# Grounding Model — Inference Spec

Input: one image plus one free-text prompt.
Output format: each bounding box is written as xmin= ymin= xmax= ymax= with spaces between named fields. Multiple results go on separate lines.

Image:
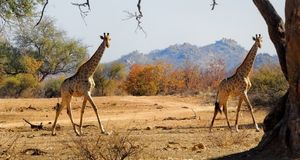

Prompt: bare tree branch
xmin=123 ymin=0 xmax=146 ymax=36
xmin=211 ymin=0 xmax=218 ymax=10
xmin=71 ymin=0 xmax=91 ymax=25
xmin=253 ymin=0 xmax=287 ymax=80
xmin=71 ymin=0 xmax=90 ymax=10
xmin=35 ymin=0 xmax=49 ymax=27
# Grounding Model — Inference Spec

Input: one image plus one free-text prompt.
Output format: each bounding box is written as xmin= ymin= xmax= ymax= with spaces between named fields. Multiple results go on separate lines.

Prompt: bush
xmin=93 ymin=63 xmax=126 ymax=96
xmin=0 ymin=74 xmax=38 ymax=97
xmin=42 ymin=76 xmax=65 ymax=98
xmin=249 ymin=64 xmax=288 ymax=105
xmin=125 ymin=64 xmax=163 ymax=96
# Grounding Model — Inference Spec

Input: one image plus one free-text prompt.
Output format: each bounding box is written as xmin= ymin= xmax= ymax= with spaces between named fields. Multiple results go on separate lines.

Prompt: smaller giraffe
xmin=51 ymin=33 xmax=111 ymax=136
xmin=210 ymin=34 xmax=262 ymax=132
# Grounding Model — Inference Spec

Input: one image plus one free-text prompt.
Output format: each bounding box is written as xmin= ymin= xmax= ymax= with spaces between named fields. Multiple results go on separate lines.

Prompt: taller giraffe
xmin=52 ymin=33 xmax=111 ymax=136
xmin=210 ymin=34 xmax=262 ymax=132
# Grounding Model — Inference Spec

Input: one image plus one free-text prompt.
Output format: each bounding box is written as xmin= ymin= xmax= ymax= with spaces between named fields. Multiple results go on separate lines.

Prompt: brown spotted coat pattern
xmin=210 ymin=34 xmax=262 ymax=132
xmin=52 ymin=33 xmax=111 ymax=136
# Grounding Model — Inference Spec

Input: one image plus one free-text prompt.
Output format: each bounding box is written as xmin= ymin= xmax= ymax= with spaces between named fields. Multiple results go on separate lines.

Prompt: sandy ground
xmin=0 ymin=95 xmax=267 ymax=159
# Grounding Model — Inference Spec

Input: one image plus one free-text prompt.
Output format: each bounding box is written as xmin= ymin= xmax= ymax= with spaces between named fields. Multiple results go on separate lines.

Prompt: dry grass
xmin=0 ymin=96 xmax=267 ymax=159
xmin=72 ymin=132 xmax=142 ymax=160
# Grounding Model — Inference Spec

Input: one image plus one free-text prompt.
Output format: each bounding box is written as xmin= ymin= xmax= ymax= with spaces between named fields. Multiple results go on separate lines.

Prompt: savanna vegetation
xmin=0 ymin=0 xmax=299 ymax=159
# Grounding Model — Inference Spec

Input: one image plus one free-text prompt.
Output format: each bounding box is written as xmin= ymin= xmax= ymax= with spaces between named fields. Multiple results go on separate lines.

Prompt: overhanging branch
xmin=211 ymin=0 xmax=218 ymax=10
xmin=253 ymin=0 xmax=287 ymax=80
xmin=123 ymin=0 xmax=146 ymax=36
xmin=35 ymin=0 xmax=49 ymax=27
xmin=71 ymin=0 xmax=91 ymax=25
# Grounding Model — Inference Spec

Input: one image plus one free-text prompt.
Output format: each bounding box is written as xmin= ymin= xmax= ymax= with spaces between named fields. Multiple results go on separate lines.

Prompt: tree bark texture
xmin=253 ymin=0 xmax=300 ymax=157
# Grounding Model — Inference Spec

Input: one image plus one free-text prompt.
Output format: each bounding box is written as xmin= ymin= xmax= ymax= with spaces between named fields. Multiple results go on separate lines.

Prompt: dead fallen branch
xmin=155 ymin=126 xmax=173 ymax=130
xmin=22 ymin=148 xmax=46 ymax=156
xmin=163 ymin=108 xmax=198 ymax=121
xmin=163 ymin=116 xmax=196 ymax=121
xmin=23 ymin=119 xmax=43 ymax=130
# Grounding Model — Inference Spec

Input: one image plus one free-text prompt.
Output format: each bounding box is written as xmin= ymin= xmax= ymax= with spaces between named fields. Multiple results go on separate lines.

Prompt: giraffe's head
xmin=252 ymin=34 xmax=263 ymax=48
xmin=100 ymin=33 xmax=111 ymax=48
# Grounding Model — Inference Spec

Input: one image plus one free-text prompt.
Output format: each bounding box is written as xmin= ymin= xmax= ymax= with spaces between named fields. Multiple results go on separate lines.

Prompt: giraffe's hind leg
xmin=209 ymin=107 xmax=219 ymax=132
xmin=66 ymin=96 xmax=80 ymax=136
xmin=52 ymin=100 xmax=66 ymax=136
xmin=223 ymin=103 xmax=232 ymax=131
xmin=235 ymin=97 xmax=243 ymax=132
xmin=242 ymin=92 xmax=260 ymax=132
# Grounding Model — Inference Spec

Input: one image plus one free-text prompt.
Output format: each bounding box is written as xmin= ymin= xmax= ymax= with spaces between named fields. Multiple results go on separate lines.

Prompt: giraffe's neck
xmin=77 ymin=41 xmax=106 ymax=77
xmin=236 ymin=43 xmax=258 ymax=77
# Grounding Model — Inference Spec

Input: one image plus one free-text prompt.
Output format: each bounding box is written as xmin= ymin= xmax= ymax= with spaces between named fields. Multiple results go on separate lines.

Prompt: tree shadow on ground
xmin=212 ymin=146 xmax=295 ymax=160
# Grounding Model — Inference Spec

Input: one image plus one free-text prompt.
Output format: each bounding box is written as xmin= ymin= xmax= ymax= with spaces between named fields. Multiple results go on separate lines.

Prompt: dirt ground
xmin=0 ymin=95 xmax=268 ymax=160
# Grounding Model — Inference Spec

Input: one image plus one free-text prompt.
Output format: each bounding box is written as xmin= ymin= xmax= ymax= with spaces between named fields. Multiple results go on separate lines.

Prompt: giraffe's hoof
xmin=74 ymin=129 xmax=80 ymax=136
xmin=51 ymin=132 xmax=57 ymax=136
xmin=235 ymin=126 xmax=239 ymax=132
xmin=101 ymin=131 xmax=111 ymax=135
xmin=255 ymin=128 xmax=260 ymax=132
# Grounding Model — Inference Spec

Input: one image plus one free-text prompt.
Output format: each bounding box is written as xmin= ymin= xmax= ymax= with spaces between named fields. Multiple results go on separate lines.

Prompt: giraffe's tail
xmin=215 ymin=101 xmax=222 ymax=114
xmin=215 ymin=91 xmax=222 ymax=114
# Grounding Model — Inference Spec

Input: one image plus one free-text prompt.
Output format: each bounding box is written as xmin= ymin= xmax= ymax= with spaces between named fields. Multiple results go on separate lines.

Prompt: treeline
xmin=36 ymin=61 xmax=226 ymax=97
xmin=0 ymin=16 xmax=287 ymax=100
xmin=0 ymin=17 xmax=87 ymax=97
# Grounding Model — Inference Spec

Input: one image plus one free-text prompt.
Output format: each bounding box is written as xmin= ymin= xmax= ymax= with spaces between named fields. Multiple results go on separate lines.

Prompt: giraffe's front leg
xmin=52 ymin=102 xmax=65 ymax=136
xmin=85 ymin=92 xmax=110 ymax=135
xmin=235 ymin=97 xmax=243 ymax=132
xmin=66 ymin=97 xmax=80 ymax=136
xmin=79 ymin=97 xmax=87 ymax=136
xmin=242 ymin=92 xmax=260 ymax=132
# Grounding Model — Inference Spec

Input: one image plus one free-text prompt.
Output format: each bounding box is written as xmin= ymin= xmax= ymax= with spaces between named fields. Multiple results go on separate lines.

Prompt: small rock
xmin=145 ymin=127 xmax=151 ymax=130
xmin=27 ymin=134 xmax=35 ymax=138
xmin=156 ymin=106 xmax=163 ymax=109
xmin=192 ymin=143 xmax=205 ymax=151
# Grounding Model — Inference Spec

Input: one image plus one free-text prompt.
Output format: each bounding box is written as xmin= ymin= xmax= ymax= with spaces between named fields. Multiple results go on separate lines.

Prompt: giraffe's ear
xmin=100 ymin=36 xmax=104 ymax=40
xmin=252 ymin=37 xmax=256 ymax=41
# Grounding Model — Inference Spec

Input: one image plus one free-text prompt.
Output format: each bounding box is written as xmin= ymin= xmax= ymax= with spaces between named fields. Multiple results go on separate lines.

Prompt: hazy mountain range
xmin=109 ymin=38 xmax=278 ymax=73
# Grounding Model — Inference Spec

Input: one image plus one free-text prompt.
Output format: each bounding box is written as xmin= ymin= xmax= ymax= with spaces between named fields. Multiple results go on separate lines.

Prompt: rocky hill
xmin=111 ymin=38 xmax=278 ymax=72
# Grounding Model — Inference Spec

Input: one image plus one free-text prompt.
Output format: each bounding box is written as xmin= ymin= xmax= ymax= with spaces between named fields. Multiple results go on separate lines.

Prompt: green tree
xmin=94 ymin=63 xmax=126 ymax=96
xmin=0 ymin=0 xmax=45 ymax=25
xmin=43 ymin=76 xmax=65 ymax=98
xmin=250 ymin=64 xmax=288 ymax=105
xmin=0 ymin=73 xmax=38 ymax=97
xmin=14 ymin=17 xmax=87 ymax=81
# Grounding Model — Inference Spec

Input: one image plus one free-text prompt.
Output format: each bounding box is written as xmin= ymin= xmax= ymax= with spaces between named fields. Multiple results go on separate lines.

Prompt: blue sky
xmin=46 ymin=0 xmax=285 ymax=63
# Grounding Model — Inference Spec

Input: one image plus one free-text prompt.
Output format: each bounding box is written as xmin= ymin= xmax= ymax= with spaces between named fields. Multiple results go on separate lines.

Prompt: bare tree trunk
xmin=284 ymin=0 xmax=300 ymax=153
xmin=252 ymin=0 xmax=300 ymax=157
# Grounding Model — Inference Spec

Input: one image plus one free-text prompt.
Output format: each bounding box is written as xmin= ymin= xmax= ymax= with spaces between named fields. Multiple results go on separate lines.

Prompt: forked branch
xmin=23 ymin=118 xmax=43 ymax=130
xmin=71 ymin=0 xmax=91 ymax=25
xmin=123 ymin=0 xmax=146 ymax=36
xmin=211 ymin=0 xmax=218 ymax=10
xmin=35 ymin=0 xmax=49 ymax=27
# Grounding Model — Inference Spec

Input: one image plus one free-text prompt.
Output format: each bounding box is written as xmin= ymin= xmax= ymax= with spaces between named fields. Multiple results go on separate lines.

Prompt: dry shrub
xmin=249 ymin=64 xmax=288 ymax=106
xmin=73 ymin=132 xmax=142 ymax=160
xmin=0 ymin=134 xmax=19 ymax=159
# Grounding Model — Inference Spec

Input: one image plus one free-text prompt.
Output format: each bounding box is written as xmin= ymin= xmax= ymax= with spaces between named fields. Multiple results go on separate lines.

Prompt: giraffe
xmin=209 ymin=34 xmax=262 ymax=132
xmin=51 ymin=33 xmax=111 ymax=136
